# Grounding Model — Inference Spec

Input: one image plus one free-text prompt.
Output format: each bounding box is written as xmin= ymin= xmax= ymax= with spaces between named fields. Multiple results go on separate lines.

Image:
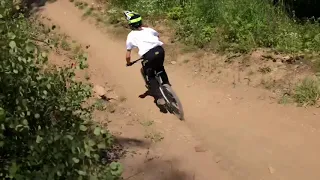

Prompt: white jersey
xmin=126 ymin=27 xmax=164 ymax=57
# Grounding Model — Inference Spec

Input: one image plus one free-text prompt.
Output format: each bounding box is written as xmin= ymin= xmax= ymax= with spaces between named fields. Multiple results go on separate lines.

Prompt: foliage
xmin=0 ymin=1 xmax=122 ymax=179
xmin=293 ymin=78 xmax=320 ymax=106
xmin=108 ymin=0 xmax=320 ymax=53
xmin=167 ymin=6 xmax=183 ymax=20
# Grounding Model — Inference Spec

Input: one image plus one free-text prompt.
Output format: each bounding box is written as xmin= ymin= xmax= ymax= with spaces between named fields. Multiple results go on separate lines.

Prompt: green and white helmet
xmin=123 ymin=10 xmax=142 ymax=28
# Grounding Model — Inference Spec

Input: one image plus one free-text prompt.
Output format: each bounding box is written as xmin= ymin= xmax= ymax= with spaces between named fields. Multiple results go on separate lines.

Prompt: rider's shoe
xmin=156 ymin=98 xmax=166 ymax=105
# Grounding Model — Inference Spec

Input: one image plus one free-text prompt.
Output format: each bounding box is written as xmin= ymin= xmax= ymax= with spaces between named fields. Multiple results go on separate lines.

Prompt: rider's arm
xmin=126 ymin=50 xmax=131 ymax=64
xmin=126 ymin=35 xmax=134 ymax=64
xmin=150 ymin=28 xmax=159 ymax=37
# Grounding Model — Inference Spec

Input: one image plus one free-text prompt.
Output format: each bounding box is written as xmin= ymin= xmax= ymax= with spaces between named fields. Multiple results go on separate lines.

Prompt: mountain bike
xmin=127 ymin=58 xmax=184 ymax=120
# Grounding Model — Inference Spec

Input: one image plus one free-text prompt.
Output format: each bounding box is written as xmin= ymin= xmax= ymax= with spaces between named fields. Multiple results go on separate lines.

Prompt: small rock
xmin=268 ymin=166 xmax=275 ymax=174
xmin=93 ymin=85 xmax=106 ymax=97
xmin=282 ymin=55 xmax=291 ymax=60
xmin=293 ymin=65 xmax=300 ymax=69
xmin=282 ymin=55 xmax=295 ymax=64
xmin=262 ymin=54 xmax=275 ymax=60
xmin=170 ymin=61 xmax=177 ymax=65
xmin=195 ymin=145 xmax=207 ymax=152
xmin=214 ymin=156 xmax=222 ymax=163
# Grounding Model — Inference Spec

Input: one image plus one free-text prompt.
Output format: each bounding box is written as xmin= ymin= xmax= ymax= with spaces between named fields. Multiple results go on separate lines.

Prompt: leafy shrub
xmin=167 ymin=6 xmax=184 ymax=20
xmin=107 ymin=8 xmax=126 ymax=25
xmin=108 ymin=0 xmax=182 ymax=16
xmin=108 ymin=0 xmax=320 ymax=53
xmin=293 ymin=78 xmax=320 ymax=106
xmin=0 ymin=2 xmax=122 ymax=179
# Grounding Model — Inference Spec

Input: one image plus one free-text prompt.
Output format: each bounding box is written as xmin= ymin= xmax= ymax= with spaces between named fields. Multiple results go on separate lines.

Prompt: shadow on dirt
xmin=115 ymin=136 xmax=151 ymax=149
xmin=24 ymin=0 xmax=50 ymax=7
xmin=123 ymin=158 xmax=195 ymax=180
xmin=16 ymin=0 xmax=56 ymax=17
xmin=110 ymin=136 xmax=194 ymax=180
xmin=100 ymin=136 xmax=151 ymax=165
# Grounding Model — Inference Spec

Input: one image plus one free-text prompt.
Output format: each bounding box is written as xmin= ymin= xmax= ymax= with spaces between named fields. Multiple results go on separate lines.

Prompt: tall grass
xmin=293 ymin=78 xmax=320 ymax=106
xmin=108 ymin=0 xmax=320 ymax=53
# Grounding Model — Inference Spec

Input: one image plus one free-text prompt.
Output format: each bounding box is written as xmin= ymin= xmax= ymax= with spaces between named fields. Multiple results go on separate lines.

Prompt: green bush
xmin=108 ymin=0 xmax=182 ymax=16
xmin=0 ymin=2 xmax=122 ymax=179
xmin=167 ymin=6 xmax=184 ymax=20
xmin=108 ymin=0 xmax=320 ymax=53
xmin=293 ymin=78 xmax=320 ymax=106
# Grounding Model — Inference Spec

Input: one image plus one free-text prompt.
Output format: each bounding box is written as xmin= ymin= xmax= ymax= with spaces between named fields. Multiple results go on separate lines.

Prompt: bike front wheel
xmin=159 ymin=84 xmax=184 ymax=120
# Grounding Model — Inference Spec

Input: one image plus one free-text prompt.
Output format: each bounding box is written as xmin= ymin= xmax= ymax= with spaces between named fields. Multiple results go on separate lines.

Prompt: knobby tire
xmin=160 ymin=84 xmax=184 ymax=120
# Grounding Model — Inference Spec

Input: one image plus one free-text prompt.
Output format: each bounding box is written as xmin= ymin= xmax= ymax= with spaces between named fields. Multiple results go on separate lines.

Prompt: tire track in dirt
xmin=40 ymin=1 xmax=320 ymax=180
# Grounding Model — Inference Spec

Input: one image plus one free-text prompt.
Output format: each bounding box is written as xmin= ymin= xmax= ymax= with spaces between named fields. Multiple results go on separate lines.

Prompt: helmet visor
xmin=129 ymin=17 xmax=142 ymax=24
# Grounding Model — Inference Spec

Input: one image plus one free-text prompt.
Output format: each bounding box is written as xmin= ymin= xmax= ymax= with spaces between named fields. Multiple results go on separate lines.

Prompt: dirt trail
xmin=41 ymin=1 xmax=320 ymax=180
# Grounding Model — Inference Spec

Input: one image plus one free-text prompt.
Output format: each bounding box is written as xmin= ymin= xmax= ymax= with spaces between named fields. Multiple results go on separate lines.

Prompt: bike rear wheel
xmin=159 ymin=84 xmax=184 ymax=120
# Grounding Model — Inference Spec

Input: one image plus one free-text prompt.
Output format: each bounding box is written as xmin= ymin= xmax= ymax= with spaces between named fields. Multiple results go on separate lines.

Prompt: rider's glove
xmin=126 ymin=62 xmax=133 ymax=66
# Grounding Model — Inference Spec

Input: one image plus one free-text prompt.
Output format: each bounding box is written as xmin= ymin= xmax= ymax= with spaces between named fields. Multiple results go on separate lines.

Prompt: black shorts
xmin=141 ymin=45 xmax=165 ymax=76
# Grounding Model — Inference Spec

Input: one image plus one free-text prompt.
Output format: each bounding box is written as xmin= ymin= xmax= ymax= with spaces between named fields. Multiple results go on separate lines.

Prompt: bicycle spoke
xmin=160 ymin=84 xmax=184 ymax=120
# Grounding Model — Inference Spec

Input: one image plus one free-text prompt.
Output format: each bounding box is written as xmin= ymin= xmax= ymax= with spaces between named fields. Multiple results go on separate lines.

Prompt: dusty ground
xmin=37 ymin=1 xmax=320 ymax=180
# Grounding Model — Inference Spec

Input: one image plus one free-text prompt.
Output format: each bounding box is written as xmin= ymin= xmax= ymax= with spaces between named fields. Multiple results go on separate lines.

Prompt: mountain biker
xmin=124 ymin=10 xmax=170 ymax=105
